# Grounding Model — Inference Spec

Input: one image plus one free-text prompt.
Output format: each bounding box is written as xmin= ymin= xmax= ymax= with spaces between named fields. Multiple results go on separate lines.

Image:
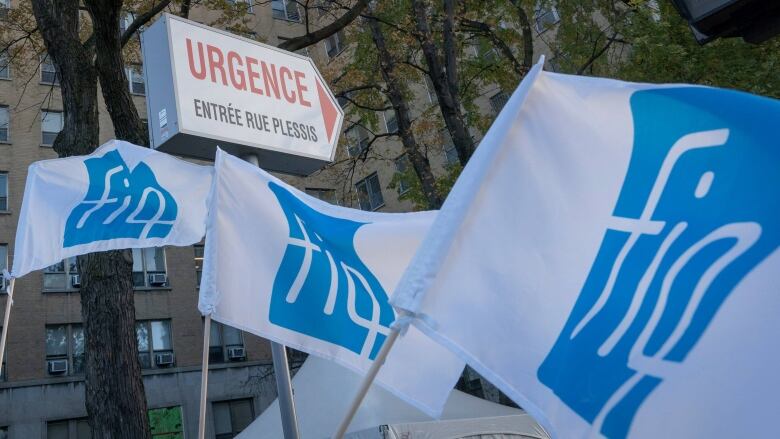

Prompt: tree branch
xmin=121 ymin=0 xmax=173 ymax=49
xmin=277 ymin=0 xmax=370 ymax=52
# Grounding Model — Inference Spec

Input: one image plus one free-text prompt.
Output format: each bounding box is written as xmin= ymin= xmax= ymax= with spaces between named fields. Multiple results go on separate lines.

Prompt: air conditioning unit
xmin=155 ymin=352 xmax=175 ymax=367
xmin=148 ymin=273 xmax=168 ymax=287
xmin=70 ymin=274 xmax=81 ymax=288
xmin=227 ymin=346 xmax=246 ymax=361
xmin=47 ymin=359 xmax=68 ymax=375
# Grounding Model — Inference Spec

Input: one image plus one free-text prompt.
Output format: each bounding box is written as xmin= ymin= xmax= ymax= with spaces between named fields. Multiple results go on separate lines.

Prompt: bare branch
xmin=277 ymin=0 xmax=370 ymax=52
xmin=121 ymin=0 xmax=173 ymax=48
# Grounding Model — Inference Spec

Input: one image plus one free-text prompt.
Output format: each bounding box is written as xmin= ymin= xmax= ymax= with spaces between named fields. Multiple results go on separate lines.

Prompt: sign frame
xmin=141 ymin=13 xmax=344 ymax=176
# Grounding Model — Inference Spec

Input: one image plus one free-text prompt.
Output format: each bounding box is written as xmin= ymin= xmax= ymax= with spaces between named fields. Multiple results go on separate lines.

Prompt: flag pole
xmin=0 ymin=277 xmax=15 ymax=378
xmin=241 ymin=152 xmax=301 ymax=439
xmin=198 ymin=313 xmax=211 ymax=439
xmin=333 ymin=327 xmax=401 ymax=439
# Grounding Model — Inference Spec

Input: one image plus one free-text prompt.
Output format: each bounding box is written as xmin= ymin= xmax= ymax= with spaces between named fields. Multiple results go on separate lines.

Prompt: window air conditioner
xmin=227 ymin=347 xmax=246 ymax=360
xmin=148 ymin=273 xmax=168 ymax=287
xmin=48 ymin=359 xmax=68 ymax=375
xmin=155 ymin=352 xmax=175 ymax=367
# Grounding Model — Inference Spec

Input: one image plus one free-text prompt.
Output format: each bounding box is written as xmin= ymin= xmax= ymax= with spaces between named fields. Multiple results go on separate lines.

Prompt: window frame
xmin=0 ymin=172 xmax=7 ymax=212
xmin=271 ymin=0 xmax=300 ymax=22
xmin=0 ymin=105 xmax=9 ymax=143
xmin=324 ymin=30 xmax=346 ymax=60
xmin=45 ymin=323 xmax=85 ymax=376
xmin=383 ymin=109 xmax=398 ymax=134
xmin=346 ymin=124 xmax=370 ymax=158
xmin=394 ymin=154 xmax=412 ymax=195
xmin=355 ymin=172 xmax=384 ymax=211
xmin=304 ymin=187 xmax=338 ymax=205
xmin=132 ymin=247 xmax=169 ymax=289
xmin=208 ymin=321 xmax=246 ymax=364
xmin=43 ymin=257 xmax=80 ymax=292
xmin=136 ymin=319 xmax=174 ymax=369
xmin=126 ymin=64 xmax=145 ymax=96
xmin=534 ymin=5 xmax=560 ymax=34
xmin=213 ymin=398 xmax=255 ymax=439
xmin=40 ymin=54 xmax=61 ymax=86
xmin=41 ymin=110 xmax=63 ymax=147
xmin=46 ymin=418 xmax=90 ymax=439
xmin=0 ymin=51 xmax=9 ymax=80
xmin=0 ymin=0 xmax=9 ymax=20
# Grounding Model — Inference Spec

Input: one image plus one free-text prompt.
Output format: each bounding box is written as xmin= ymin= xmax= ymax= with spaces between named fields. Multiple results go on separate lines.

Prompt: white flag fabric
xmin=198 ymin=149 xmax=464 ymax=416
xmin=392 ymin=61 xmax=780 ymax=438
xmin=12 ymin=140 xmax=213 ymax=278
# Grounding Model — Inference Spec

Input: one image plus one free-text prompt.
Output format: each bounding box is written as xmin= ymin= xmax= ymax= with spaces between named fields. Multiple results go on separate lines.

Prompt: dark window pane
xmin=76 ymin=419 xmax=91 ymax=439
xmin=229 ymin=399 xmax=254 ymax=433
xmin=46 ymin=325 xmax=68 ymax=356
xmin=47 ymin=421 xmax=69 ymax=439
xmin=213 ymin=402 xmax=232 ymax=436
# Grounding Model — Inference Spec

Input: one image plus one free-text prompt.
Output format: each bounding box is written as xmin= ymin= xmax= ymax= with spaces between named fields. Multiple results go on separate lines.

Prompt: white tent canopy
xmin=236 ymin=356 xmax=549 ymax=439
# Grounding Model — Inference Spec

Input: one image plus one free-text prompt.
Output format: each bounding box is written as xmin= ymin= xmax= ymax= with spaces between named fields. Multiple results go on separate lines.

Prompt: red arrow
xmin=316 ymin=79 xmax=339 ymax=143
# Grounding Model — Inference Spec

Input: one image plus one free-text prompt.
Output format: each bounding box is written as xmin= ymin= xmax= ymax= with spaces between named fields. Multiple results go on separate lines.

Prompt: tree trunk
xmin=367 ymin=17 xmax=442 ymax=210
xmin=86 ymin=0 xmax=148 ymax=146
xmin=31 ymin=2 xmax=151 ymax=438
xmin=411 ymin=0 xmax=474 ymax=166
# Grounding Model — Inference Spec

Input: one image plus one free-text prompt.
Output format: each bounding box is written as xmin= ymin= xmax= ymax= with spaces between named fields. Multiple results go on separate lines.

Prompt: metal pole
xmin=333 ymin=327 xmax=400 ymax=439
xmin=241 ymin=153 xmax=301 ymax=439
xmin=197 ymin=314 xmax=212 ymax=439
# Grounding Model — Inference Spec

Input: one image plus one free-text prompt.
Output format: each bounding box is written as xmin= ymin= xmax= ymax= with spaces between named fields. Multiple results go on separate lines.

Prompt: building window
xmin=149 ymin=406 xmax=184 ymax=439
xmin=443 ymin=133 xmax=459 ymax=165
xmin=209 ymin=322 xmax=245 ymax=364
xmin=0 ymin=244 xmax=7 ymax=293
xmin=126 ymin=65 xmax=145 ymax=95
xmin=40 ymin=54 xmax=60 ymax=85
xmin=0 ymin=172 xmax=6 ymax=211
xmin=0 ymin=51 xmax=9 ymax=79
xmin=136 ymin=319 xmax=173 ymax=369
xmin=383 ymin=109 xmax=398 ymax=134
xmin=305 ymin=188 xmax=337 ymax=205
xmin=47 ymin=418 xmax=90 ymax=439
xmin=41 ymin=110 xmax=63 ymax=146
xmin=355 ymin=173 xmax=384 ymax=211
xmin=346 ymin=124 xmax=369 ymax=157
xmin=132 ymin=248 xmax=168 ymax=288
xmin=194 ymin=244 xmax=204 ymax=287
xmin=0 ymin=106 xmax=9 ymax=142
xmin=45 ymin=324 xmax=85 ymax=376
xmin=423 ymin=75 xmax=436 ymax=103
xmin=119 ymin=11 xmax=136 ymax=35
xmin=0 ymin=0 xmax=9 ymax=19
xmin=324 ymin=30 xmax=346 ymax=59
xmin=272 ymin=0 xmax=300 ymax=21
xmin=490 ymin=91 xmax=509 ymax=113
xmin=394 ymin=154 xmax=412 ymax=195
xmin=213 ymin=398 xmax=255 ymax=439
xmin=534 ymin=5 xmax=560 ymax=33
xmin=43 ymin=257 xmax=80 ymax=291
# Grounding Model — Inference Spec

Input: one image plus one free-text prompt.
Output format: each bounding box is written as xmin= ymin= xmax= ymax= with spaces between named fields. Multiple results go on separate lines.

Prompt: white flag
xmin=392 ymin=61 xmax=780 ymax=438
xmin=12 ymin=140 xmax=213 ymax=278
xmin=198 ymin=149 xmax=464 ymax=417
